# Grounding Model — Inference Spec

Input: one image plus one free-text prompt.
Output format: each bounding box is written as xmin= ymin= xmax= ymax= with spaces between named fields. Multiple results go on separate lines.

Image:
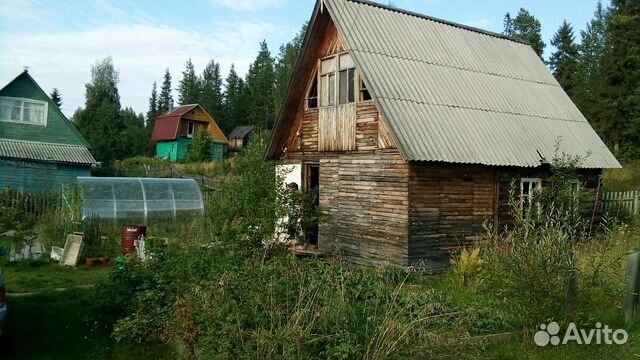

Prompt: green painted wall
xmin=0 ymin=72 xmax=88 ymax=146
xmin=157 ymin=139 xmax=226 ymax=162
xmin=0 ymin=159 xmax=91 ymax=192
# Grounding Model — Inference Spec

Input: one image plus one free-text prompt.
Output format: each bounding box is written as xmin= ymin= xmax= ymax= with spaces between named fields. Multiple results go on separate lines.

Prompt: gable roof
xmin=0 ymin=70 xmax=91 ymax=148
xmin=268 ymin=0 xmax=620 ymax=169
xmin=151 ymin=104 xmax=228 ymax=143
xmin=228 ymin=126 xmax=254 ymax=139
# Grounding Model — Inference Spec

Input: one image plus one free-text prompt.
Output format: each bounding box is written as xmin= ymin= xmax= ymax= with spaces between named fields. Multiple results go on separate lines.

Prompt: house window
xmin=307 ymin=77 xmax=318 ymax=109
xmin=569 ymin=179 xmax=581 ymax=193
xmin=187 ymin=121 xmax=195 ymax=138
xmin=521 ymin=178 xmax=542 ymax=208
xmin=320 ymin=53 xmax=357 ymax=107
xmin=360 ymin=79 xmax=372 ymax=101
xmin=0 ymin=97 xmax=47 ymax=125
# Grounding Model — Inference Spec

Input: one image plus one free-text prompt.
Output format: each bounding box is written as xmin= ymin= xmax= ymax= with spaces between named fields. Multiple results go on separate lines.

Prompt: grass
xmin=603 ymin=161 xmax=640 ymax=191
xmin=0 ymin=289 xmax=172 ymax=360
xmin=1 ymin=262 xmax=112 ymax=294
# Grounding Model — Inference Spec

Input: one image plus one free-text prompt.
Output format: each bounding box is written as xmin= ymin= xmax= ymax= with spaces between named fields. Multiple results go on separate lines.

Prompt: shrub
xmin=186 ymin=127 xmax=212 ymax=163
xmin=450 ymin=246 xmax=483 ymax=286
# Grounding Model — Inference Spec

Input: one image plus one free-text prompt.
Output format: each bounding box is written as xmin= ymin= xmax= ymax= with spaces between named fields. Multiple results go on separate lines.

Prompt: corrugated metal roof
xmin=157 ymin=104 xmax=198 ymax=119
xmin=151 ymin=116 xmax=181 ymax=141
xmin=228 ymin=126 xmax=254 ymax=139
xmin=324 ymin=0 xmax=620 ymax=168
xmin=0 ymin=139 xmax=96 ymax=165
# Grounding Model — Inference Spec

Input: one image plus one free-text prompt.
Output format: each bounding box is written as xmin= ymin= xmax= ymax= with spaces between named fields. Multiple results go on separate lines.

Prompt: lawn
xmin=0 ymin=262 xmax=170 ymax=359
xmin=2 ymin=262 xmax=112 ymax=294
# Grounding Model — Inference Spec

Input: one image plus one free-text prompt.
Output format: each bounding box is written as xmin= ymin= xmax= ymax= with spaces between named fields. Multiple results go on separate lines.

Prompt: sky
xmin=0 ymin=0 xmax=602 ymax=118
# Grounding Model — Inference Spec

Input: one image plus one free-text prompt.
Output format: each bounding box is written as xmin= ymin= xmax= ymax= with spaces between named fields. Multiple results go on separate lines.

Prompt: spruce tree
xmin=245 ymin=40 xmax=276 ymax=130
xmin=178 ymin=59 xmax=201 ymax=105
xmin=200 ymin=60 xmax=224 ymax=128
xmin=158 ymin=68 xmax=173 ymax=113
xmin=503 ymin=8 xmax=545 ymax=58
xmin=574 ymin=1 xmax=609 ymax=124
xmin=274 ymin=23 xmax=307 ymax=116
xmin=594 ymin=0 xmax=640 ymax=156
xmin=549 ymin=21 xmax=579 ymax=97
xmin=146 ymin=81 xmax=159 ymax=128
xmin=223 ymin=64 xmax=248 ymax=133
xmin=50 ymin=88 xmax=62 ymax=109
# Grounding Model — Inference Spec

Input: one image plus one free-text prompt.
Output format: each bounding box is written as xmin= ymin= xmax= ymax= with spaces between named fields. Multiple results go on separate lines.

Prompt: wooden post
xmin=624 ymin=251 xmax=640 ymax=324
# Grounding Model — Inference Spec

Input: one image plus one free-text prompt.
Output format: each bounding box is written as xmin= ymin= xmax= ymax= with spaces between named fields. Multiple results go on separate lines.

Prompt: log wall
xmin=318 ymin=151 xmax=409 ymax=265
xmin=408 ymin=164 xmax=496 ymax=269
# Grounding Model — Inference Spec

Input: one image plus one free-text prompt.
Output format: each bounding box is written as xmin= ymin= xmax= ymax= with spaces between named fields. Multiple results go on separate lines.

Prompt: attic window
xmin=0 ymin=97 xmax=47 ymax=125
xmin=187 ymin=121 xmax=195 ymax=138
xmin=320 ymin=53 xmax=356 ymax=107
xmin=307 ymin=77 xmax=318 ymax=109
xmin=360 ymin=79 xmax=372 ymax=101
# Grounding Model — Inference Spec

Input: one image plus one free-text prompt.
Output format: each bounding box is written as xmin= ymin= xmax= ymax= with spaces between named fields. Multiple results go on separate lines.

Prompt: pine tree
xmin=200 ymin=60 xmax=224 ymax=128
xmin=146 ymin=81 xmax=159 ymax=128
xmin=50 ymin=88 xmax=62 ymax=109
xmin=574 ymin=1 xmax=609 ymax=123
xmin=178 ymin=59 xmax=201 ymax=105
xmin=223 ymin=64 xmax=247 ymax=133
xmin=245 ymin=40 xmax=276 ymax=130
xmin=549 ymin=21 xmax=579 ymax=97
xmin=594 ymin=0 xmax=640 ymax=156
xmin=503 ymin=8 xmax=545 ymax=58
xmin=158 ymin=68 xmax=173 ymax=113
xmin=274 ymin=23 xmax=307 ymax=116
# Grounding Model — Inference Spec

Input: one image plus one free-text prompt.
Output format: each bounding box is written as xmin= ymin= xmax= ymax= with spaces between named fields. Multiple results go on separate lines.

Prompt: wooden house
xmin=228 ymin=126 xmax=254 ymax=153
xmin=151 ymin=104 xmax=228 ymax=162
xmin=266 ymin=0 xmax=620 ymax=269
xmin=0 ymin=70 xmax=96 ymax=192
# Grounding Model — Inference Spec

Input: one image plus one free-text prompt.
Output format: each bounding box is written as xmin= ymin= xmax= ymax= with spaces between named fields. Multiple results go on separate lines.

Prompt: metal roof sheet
xmin=0 ymin=139 xmax=96 ymax=165
xmin=228 ymin=126 xmax=254 ymax=139
xmin=324 ymin=0 xmax=620 ymax=168
xmin=151 ymin=116 xmax=181 ymax=141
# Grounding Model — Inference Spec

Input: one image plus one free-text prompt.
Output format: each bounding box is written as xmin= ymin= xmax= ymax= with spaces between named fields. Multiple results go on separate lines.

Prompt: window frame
xmin=187 ymin=121 xmax=195 ymax=138
xmin=305 ymin=68 xmax=319 ymax=110
xmin=318 ymin=52 xmax=361 ymax=108
xmin=520 ymin=177 xmax=542 ymax=208
xmin=0 ymin=96 xmax=48 ymax=126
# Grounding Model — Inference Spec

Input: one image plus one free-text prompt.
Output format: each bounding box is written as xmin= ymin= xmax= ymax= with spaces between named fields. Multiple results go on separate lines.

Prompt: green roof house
xmin=0 ymin=70 xmax=96 ymax=192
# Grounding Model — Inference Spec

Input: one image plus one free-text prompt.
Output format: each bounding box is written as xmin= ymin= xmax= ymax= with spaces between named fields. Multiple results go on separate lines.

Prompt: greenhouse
xmin=77 ymin=177 xmax=204 ymax=221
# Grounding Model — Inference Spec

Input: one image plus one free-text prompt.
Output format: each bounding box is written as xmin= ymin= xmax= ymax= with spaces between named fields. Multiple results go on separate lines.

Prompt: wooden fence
xmin=603 ymin=190 xmax=640 ymax=217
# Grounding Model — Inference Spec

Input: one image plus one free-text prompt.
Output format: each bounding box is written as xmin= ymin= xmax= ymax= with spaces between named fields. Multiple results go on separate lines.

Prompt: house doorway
xmin=305 ymin=164 xmax=320 ymax=246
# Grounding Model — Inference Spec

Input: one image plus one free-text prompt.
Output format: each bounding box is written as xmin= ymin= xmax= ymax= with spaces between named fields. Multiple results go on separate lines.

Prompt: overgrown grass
xmin=603 ymin=161 xmax=640 ymax=191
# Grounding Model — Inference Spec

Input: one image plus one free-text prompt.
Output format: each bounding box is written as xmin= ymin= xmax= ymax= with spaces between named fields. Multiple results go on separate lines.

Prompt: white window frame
xmin=520 ymin=177 xmax=542 ymax=208
xmin=569 ymin=179 xmax=581 ymax=193
xmin=187 ymin=121 xmax=195 ymax=138
xmin=0 ymin=96 xmax=48 ymax=126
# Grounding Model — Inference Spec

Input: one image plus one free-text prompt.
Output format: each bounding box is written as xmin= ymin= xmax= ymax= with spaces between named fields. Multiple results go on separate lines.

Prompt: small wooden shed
xmin=266 ymin=0 xmax=620 ymax=269
xmin=227 ymin=126 xmax=254 ymax=153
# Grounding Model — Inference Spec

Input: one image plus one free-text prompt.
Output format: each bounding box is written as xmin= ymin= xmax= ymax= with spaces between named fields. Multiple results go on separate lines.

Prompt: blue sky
xmin=0 ymin=0 xmax=601 ymax=117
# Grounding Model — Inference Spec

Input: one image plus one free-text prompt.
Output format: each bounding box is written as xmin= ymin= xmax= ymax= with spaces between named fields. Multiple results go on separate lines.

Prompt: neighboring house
xmin=228 ymin=126 xmax=254 ymax=153
xmin=266 ymin=0 xmax=620 ymax=269
xmin=0 ymin=70 xmax=96 ymax=192
xmin=151 ymin=104 xmax=228 ymax=162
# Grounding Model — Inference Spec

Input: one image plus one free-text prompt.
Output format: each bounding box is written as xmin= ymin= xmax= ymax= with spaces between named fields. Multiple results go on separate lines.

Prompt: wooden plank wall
xmin=408 ymin=164 xmax=495 ymax=269
xmin=318 ymin=104 xmax=357 ymax=151
xmin=356 ymin=102 xmax=378 ymax=151
xmin=318 ymin=151 xmax=409 ymax=265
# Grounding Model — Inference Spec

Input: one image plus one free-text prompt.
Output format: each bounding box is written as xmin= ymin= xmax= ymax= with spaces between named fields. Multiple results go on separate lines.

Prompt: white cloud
xmin=214 ymin=0 xmax=284 ymax=12
xmin=0 ymin=21 xmax=287 ymax=117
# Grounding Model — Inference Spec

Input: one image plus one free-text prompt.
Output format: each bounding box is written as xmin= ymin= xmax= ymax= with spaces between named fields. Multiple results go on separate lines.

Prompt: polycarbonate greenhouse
xmin=77 ymin=177 xmax=204 ymax=221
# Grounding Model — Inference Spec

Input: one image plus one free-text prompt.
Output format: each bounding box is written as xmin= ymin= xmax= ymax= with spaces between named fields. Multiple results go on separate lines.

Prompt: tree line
xmin=70 ymin=0 xmax=639 ymax=164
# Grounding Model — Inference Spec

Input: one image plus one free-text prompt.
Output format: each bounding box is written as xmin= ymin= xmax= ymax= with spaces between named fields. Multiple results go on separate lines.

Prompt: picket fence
xmin=602 ymin=190 xmax=640 ymax=217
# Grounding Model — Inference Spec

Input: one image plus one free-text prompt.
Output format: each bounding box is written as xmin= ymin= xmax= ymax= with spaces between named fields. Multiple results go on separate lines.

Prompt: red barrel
xmin=120 ymin=225 xmax=147 ymax=254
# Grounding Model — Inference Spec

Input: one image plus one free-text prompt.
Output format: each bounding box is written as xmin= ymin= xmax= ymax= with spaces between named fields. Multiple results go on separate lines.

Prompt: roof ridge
xmin=351 ymin=49 xmax=558 ymax=87
xmin=346 ymin=0 xmax=529 ymax=45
